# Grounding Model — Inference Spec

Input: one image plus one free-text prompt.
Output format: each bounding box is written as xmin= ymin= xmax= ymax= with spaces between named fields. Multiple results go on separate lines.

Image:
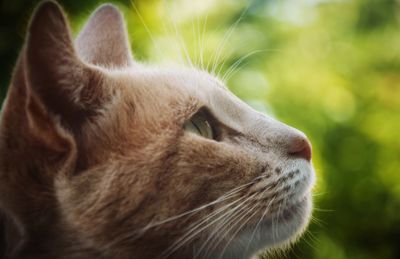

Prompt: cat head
xmin=0 ymin=1 xmax=315 ymax=258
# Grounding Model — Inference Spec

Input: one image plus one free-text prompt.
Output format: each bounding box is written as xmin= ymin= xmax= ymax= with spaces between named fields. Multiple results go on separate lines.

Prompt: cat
xmin=0 ymin=1 xmax=315 ymax=259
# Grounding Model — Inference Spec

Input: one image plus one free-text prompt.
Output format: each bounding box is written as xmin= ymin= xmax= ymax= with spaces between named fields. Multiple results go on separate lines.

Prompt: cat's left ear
xmin=23 ymin=1 xmax=105 ymax=151
xmin=75 ymin=4 xmax=133 ymax=68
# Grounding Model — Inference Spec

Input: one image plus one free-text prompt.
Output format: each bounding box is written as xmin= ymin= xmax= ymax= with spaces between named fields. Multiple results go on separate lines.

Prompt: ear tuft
xmin=76 ymin=4 xmax=133 ymax=68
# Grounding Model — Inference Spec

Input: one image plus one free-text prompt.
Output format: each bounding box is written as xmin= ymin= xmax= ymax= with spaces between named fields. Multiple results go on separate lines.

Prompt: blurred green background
xmin=1 ymin=0 xmax=399 ymax=258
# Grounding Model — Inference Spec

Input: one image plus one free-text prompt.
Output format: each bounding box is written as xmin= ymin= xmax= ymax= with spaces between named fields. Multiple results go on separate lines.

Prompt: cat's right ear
xmin=75 ymin=4 xmax=133 ymax=67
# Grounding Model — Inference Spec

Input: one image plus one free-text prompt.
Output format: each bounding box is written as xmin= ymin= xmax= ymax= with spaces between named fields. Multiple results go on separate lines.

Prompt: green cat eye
xmin=183 ymin=113 xmax=214 ymax=139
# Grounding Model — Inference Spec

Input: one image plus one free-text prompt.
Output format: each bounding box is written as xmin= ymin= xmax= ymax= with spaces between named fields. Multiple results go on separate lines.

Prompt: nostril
xmin=288 ymin=137 xmax=312 ymax=161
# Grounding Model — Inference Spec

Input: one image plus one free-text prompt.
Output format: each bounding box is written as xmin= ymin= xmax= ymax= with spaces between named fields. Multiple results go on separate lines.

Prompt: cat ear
xmin=75 ymin=4 xmax=133 ymax=67
xmin=24 ymin=1 xmax=103 ymax=133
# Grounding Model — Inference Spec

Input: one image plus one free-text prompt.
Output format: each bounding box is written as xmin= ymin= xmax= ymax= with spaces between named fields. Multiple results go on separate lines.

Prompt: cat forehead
xmin=107 ymin=66 xmax=279 ymax=137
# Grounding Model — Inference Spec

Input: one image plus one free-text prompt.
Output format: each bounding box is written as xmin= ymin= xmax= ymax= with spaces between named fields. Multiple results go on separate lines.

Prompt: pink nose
xmin=287 ymin=135 xmax=312 ymax=161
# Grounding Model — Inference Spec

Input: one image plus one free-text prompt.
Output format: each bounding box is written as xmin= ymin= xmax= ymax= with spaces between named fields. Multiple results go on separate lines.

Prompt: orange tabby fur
xmin=0 ymin=2 xmax=315 ymax=259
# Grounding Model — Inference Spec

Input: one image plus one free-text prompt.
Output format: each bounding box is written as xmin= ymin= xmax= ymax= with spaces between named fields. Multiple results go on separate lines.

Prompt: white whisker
xmin=160 ymin=195 xmax=250 ymax=258
xmin=216 ymin=200 xmax=261 ymax=259
xmin=191 ymin=18 xmax=199 ymax=67
xmin=199 ymin=14 xmax=208 ymax=70
xmin=208 ymin=1 xmax=253 ymax=75
xmin=221 ymin=49 xmax=279 ymax=82
xmin=162 ymin=0 xmax=193 ymax=67
xmin=193 ymin=192 xmax=259 ymax=258
xmin=106 ymin=180 xmax=256 ymax=250
xmin=130 ymin=1 xmax=163 ymax=60
xmin=161 ymin=191 xmax=259 ymax=259
xmin=139 ymin=184 xmax=247 ymax=232
xmin=244 ymin=194 xmax=276 ymax=253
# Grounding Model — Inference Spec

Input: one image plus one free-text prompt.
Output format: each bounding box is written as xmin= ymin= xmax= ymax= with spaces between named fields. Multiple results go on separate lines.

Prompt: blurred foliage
xmin=1 ymin=0 xmax=400 ymax=258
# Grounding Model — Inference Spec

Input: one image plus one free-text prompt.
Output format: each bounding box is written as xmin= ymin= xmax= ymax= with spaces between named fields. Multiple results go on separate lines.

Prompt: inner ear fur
xmin=75 ymin=4 xmax=133 ymax=68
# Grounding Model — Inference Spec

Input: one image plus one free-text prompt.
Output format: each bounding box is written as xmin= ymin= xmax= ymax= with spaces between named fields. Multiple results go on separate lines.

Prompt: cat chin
xmin=209 ymin=195 xmax=313 ymax=259
xmin=283 ymin=158 xmax=316 ymax=196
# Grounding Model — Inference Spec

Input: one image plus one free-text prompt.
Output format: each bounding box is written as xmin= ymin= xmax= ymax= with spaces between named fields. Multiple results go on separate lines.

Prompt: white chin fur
xmin=216 ymin=196 xmax=313 ymax=259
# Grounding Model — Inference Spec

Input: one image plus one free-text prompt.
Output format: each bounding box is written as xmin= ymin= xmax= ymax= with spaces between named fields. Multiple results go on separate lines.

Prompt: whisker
xmin=208 ymin=1 xmax=253 ymax=75
xmin=191 ymin=18 xmax=199 ymax=67
xmin=157 ymin=174 xmax=264 ymax=230
xmin=159 ymin=195 xmax=248 ymax=259
xmin=130 ymin=174 xmax=263 ymax=244
xmin=244 ymin=194 xmax=276 ymax=253
xmin=312 ymin=207 xmax=334 ymax=212
xmin=300 ymin=230 xmax=319 ymax=251
xmin=216 ymin=201 xmax=261 ymax=259
xmin=195 ymin=205 xmax=247 ymax=258
xmin=304 ymin=229 xmax=321 ymax=249
xmin=139 ymin=184 xmax=248 ymax=232
xmin=215 ymin=45 xmax=239 ymax=79
xmin=130 ymin=0 xmax=164 ymax=60
xmin=199 ymin=14 xmax=208 ymax=70
xmin=106 ymin=182 xmax=252 ymax=250
xmin=221 ymin=49 xmax=280 ymax=82
xmin=193 ymin=192 xmax=259 ymax=258
xmin=310 ymin=215 xmax=325 ymax=227
xmin=161 ymin=191 xmax=259 ymax=259
xmin=162 ymin=0 xmax=193 ymax=67
xmin=312 ymin=191 xmax=327 ymax=197
xmin=201 ymin=197 xmax=257 ymax=259
xmin=160 ymin=22 xmax=185 ymax=64
xmin=273 ymin=195 xmax=286 ymax=242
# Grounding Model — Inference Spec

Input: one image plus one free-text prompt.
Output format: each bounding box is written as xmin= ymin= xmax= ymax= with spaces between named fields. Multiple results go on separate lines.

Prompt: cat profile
xmin=0 ymin=1 xmax=315 ymax=259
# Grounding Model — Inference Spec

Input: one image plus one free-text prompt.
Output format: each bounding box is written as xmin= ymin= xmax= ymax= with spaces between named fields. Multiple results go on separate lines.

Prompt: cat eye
xmin=183 ymin=112 xmax=214 ymax=139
